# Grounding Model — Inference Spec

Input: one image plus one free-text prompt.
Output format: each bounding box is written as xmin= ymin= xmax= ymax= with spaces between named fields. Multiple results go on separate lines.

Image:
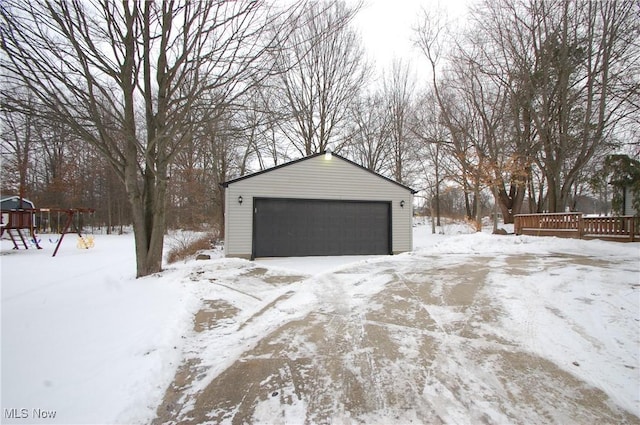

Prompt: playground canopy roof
xmin=1 ymin=196 xmax=35 ymax=211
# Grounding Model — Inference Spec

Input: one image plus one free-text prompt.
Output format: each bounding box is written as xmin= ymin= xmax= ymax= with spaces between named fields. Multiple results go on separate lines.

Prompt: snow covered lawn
xmin=1 ymin=233 xmax=200 ymax=423
xmin=1 ymin=225 xmax=639 ymax=424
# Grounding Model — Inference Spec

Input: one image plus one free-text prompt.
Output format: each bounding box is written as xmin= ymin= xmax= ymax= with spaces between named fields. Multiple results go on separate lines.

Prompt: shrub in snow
xmin=166 ymin=231 xmax=219 ymax=264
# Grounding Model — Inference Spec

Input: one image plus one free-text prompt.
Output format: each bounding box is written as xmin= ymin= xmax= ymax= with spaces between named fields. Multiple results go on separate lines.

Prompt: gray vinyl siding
xmin=624 ymin=186 xmax=638 ymax=216
xmin=224 ymin=155 xmax=413 ymax=257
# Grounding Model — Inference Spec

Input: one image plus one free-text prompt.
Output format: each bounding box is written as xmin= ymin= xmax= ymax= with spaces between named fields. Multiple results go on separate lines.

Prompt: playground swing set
xmin=0 ymin=206 xmax=96 ymax=257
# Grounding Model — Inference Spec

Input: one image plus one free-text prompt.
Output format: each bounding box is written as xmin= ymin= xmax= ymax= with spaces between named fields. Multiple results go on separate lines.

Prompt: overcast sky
xmin=351 ymin=0 xmax=470 ymax=85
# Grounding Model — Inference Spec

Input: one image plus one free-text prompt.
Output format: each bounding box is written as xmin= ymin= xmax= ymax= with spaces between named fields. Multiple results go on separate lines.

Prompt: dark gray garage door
xmin=253 ymin=198 xmax=391 ymax=258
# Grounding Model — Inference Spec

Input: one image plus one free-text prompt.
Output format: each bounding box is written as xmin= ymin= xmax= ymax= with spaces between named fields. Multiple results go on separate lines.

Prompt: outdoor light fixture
xmin=400 ymin=200 xmax=405 ymax=208
xmin=324 ymin=149 xmax=332 ymax=160
xmin=238 ymin=195 xmax=243 ymax=205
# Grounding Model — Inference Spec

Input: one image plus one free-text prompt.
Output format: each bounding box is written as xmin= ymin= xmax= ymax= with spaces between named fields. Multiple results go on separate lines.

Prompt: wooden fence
xmin=514 ymin=213 xmax=639 ymax=242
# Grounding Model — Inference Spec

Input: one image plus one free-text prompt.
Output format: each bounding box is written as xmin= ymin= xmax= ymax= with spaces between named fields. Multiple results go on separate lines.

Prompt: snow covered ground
xmin=1 ymin=223 xmax=639 ymax=424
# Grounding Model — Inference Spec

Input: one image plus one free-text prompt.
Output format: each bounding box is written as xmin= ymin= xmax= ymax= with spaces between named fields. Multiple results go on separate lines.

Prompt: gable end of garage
xmin=222 ymin=153 xmax=414 ymax=258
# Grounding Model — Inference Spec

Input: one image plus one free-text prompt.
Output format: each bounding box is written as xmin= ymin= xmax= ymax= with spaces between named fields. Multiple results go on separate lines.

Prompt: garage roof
xmin=221 ymin=151 xmax=418 ymax=194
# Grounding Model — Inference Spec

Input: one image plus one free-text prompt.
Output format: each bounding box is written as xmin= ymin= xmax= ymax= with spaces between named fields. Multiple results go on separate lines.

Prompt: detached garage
xmin=222 ymin=152 xmax=416 ymax=259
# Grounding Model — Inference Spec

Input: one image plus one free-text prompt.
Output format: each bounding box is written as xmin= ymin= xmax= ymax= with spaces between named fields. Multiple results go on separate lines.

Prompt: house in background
xmin=606 ymin=154 xmax=640 ymax=216
xmin=622 ymin=184 xmax=639 ymax=216
xmin=222 ymin=152 xmax=416 ymax=259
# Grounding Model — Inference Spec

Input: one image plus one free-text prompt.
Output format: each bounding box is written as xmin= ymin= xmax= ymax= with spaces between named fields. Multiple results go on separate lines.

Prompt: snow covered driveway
xmin=153 ymin=231 xmax=640 ymax=424
xmin=2 ymin=227 xmax=639 ymax=424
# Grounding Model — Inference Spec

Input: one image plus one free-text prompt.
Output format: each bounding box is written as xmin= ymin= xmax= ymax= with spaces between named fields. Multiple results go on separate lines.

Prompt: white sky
xmin=351 ymin=0 xmax=470 ymax=84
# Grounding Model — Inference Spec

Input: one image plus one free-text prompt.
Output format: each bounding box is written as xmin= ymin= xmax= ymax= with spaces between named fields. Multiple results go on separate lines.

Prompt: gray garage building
xmin=222 ymin=152 xmax=416 ymax=259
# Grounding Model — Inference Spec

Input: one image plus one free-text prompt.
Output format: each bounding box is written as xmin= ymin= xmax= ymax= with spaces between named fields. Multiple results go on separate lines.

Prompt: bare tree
xmin=415 ymin=7 xmax=483 ymax=224
xmin=273 ymin=0 xmax=369 ymax=156
xmin=416 ymin=0 xmax=639 ymax=221
xmin=410 ymin=90 xmax=450 ymax=228
xmin=470 ymin=0 xmax=639 ymax=212
xmin=1 ymin=93 xmax=33 ymax=202
xmin=1 ymin=0 xmax=301 ymax=277
xmin=451 ymin=47 xmax=530 ymax=224
xmin=345 ymin=91 xmax=391 ymax=173
xmin=200 ymin=105 xmax=247 ymax=236
xmin=384 ymin=59 xmax=418 ymax=185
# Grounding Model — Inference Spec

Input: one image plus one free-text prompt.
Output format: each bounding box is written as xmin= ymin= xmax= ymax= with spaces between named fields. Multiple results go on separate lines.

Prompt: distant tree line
xmin=1 ymin=0 xmax=638 ymax=276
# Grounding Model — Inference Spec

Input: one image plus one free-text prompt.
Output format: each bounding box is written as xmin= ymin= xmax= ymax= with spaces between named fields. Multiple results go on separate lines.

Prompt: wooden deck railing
xmin=514 ymin=213 xmax=638 ymax=242
xmin=582 ymin=216 xmax=638 ymax=241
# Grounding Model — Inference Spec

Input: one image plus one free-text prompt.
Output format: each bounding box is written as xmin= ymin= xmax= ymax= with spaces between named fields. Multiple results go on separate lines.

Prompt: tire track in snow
xmin=153 ymin=252 xmax=640 ymax=424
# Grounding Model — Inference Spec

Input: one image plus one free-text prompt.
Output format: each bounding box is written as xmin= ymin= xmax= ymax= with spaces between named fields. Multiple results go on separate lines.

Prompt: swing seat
xmin=77 ymin=235 xmax=95 ymax=249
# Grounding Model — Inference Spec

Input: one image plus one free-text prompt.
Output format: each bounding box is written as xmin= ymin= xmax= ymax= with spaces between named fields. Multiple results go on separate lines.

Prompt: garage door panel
xmin=253 ymin=198 xmax=390 ymax=257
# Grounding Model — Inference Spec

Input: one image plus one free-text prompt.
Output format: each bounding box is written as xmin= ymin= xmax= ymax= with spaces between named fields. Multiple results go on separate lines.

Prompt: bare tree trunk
xmin=2 ymin=0 xmax=302 ymax=277
xmin=385 ymin=59 xmax=416 ymax=185
xmin=1 ymin=98 xmax=33 ymax=202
